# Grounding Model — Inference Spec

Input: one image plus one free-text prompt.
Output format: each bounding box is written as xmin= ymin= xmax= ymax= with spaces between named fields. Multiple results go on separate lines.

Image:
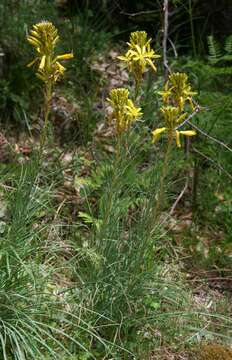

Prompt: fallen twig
xmin=169 ymin=177 xmax=189 ymax=215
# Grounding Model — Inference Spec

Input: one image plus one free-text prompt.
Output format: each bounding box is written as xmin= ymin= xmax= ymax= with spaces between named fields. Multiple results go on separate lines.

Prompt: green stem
xmin=134 ymin=76 xmax=142 ymax=102
xmin=192 ymin=157 xmax=199 ymax=216
xmin=153 ymin=132 xmax=173 ymax=221
xmin=40 ymin=80 xmax=52 ymax=156
xmin=101 ymin=135 xmax=122 ymax=231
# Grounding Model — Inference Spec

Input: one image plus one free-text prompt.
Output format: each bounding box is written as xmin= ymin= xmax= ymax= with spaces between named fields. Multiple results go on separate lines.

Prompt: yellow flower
xmin=152 ymin=127 xmax=167 ymax=143
xmin=27 ymin=21 xmax=59 ymax=54
xmin=152 ymin=106 xmax=196 ymax=147
xmin=160 ymin=106 xmax=181 ymax=128
xmin=159 ymin=72 xmax=197 ymax=111
xmin=118 ymin=31 xmax=160 ymax=84
xmin=169 ymin=72 xmax=197 ymax=110
xmin=175 ymin=130 xmax=196 ymax=147
xmin=27 ymin=21 xmax=73 ymax=83
xmin=107 ymin=88 xmax=142 ymax=134
xmin=126 ymin=99 xmax=143 ymax=120
xmin=157 ymin=82 xmax=172 ymax=104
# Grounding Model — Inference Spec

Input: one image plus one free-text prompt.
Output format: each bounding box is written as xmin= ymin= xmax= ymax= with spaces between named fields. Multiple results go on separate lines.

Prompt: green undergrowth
xmin=1 ymin=59 xmax=232 ymax=360
xmin=172 ymin=56 xmax=232 ymax=270
xmin=1 ymin=121 xmax=231 ymax=358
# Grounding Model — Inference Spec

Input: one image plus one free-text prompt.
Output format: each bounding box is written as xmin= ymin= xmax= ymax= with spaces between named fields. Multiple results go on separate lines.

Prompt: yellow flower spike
xmin=107 ymin=88 xmax=129 ymax=109
xmin=27 ymin=21 xmax=73 ymax=84
xmin=118 ymin=31 xmax=160 ymax=84
xmin=152 ymin=127 xmax=167 ymax=143
xmin=160 ymin=106 xmax=180 ymax=129
xmin=168 ymin=72 xmax=197 ymax=110
xmin=129 ymin=31 xmax=148 ymax=48
xmin=107 ymin=88 xmax=142 ymax=134
xmin=27 ymin=21 xmax=73 ymax=153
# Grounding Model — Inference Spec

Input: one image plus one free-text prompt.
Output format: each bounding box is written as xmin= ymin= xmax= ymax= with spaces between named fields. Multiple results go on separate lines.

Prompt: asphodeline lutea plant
xmin=107 ymin=88 xmax=142 ymax=135
xmin=118 ymin=31 xmax=160 ymax=93
xmin=152 ymin=72 xmax=197 ymax=148
xmin=27 ymin=21 xmax=73 ymax=152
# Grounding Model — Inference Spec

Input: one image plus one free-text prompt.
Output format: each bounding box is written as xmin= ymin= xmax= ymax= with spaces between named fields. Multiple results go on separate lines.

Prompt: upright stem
xmin=192 ymin=157 xmax=199 ymax=215
xmin=134 ymin=77 xmax=141 ymax=102
xmin=40 ymin=80 xmax=52 ymax=156
xmin=153 ymin=132 xmax=173 ymax=221
xmin=101 ymin=134 xmax=122 ymax=231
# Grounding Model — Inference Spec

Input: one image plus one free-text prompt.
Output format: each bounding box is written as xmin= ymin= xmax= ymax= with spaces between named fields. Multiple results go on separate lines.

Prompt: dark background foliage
xmin=1 ymin=0 xmax=231 ymax=120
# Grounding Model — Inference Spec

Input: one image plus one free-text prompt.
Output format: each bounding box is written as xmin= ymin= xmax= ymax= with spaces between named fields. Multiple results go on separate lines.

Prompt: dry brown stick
xmin=120 ymin=9 xmax=157 ymax=17
xmin=163 ymin=0 xmax=170 ymax=80
xmin=169 ymin=177 xmax=189 ymax=215
xmin=168 ymin=37 xmax=178 ymax=58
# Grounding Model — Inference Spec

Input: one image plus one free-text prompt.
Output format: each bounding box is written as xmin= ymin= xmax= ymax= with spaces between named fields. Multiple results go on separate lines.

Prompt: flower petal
xmin=152 ymin=127 xmax=167 ymax=143
xmin=175 ymin=130 xmax=181 ymax=147
xmin=56 ymin=53 xmax=74 ymax=61
xmin=179 ymin=130 xmax=196 ymax=137
xmin=27 ymin=36 xmax=41 ymax=47
xmin=39 ymin=55 xmax=46 ymax=70
xmin=27 ymin=57 xmax=39 ymax=67
xmin=146 ymin=58 xmax=157 ymax=72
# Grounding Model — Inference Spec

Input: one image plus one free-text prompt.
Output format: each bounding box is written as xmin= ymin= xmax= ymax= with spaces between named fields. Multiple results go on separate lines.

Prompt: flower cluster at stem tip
xmin=27 ymin=21 xmax=73 ymax=83
xmin=152 ymin=72 xmax=197 ymax=147
xmin=107 ymin=31 xmax=159 ymax=136
xmin=107 ymin=88 xmax=142 ymax=135
xmin=159 ymin=72 xmax=197 ymax=111
xmin=118 ymin=31 xmax=160 ymax=85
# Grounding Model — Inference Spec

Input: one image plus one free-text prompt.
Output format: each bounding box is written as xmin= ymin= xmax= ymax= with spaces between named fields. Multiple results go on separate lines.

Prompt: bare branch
xmin=120 ymin=10 xmax=158 ymax=17
xmin=163 ymin=0 xmax=171 ymax=80
xmin=188 ymin=121 xmax=232 ymax=154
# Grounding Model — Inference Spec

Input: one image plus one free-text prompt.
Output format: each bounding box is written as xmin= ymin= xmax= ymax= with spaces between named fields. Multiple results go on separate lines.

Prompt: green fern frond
xmin=224 ymin=35 xmax=232 ymax=54
xmin=207 ymin=35 xmax=222 ymax=64
xmin=221 ymin=54 xmax=232 ymax=62
xmin=209 ymin=66 xmax=232 ymax=75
